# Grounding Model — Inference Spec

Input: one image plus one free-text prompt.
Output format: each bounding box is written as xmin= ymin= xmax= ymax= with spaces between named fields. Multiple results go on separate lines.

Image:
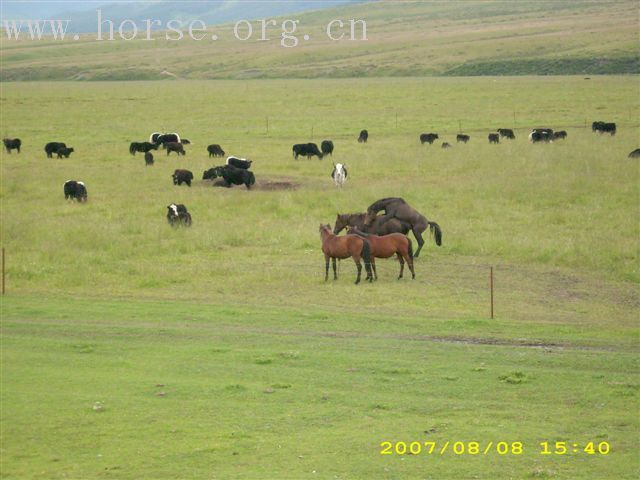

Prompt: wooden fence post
xmin=490 ymin=266 xmax=494 ymax=319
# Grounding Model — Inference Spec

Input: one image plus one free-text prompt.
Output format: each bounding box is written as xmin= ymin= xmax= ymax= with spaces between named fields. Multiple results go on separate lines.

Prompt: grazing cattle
xmin=488 ymin=133 xmax=500 ymax=144
xmin=150 ymin=132 xmax=162 ymax=143
xmin=420 ymin=133 xmax=439 ymax=144
xmin=592 ymin=121 xmax=616 ymax=135
xmin=144 ymin=152 xmax=154 ymax=166
xmin=207 ymin=144 xmax=225 ymax=157
xmin=529 ymin=129 xmax=554 ymax=143
xmin=172 ymin=169 xmax=194 ymax=187
xmin=166 ymin=142 xmax=185 ymax=156
xmin=331 ymin=163 xmax=348 ymax=187
xmin=63 ymin=180 xmax=87 ymax=202
xmin=154 ymin=132 xmax=181 ymax=148
xmin=180 ymin=139 xmax=191 ymax=145
xmin=497 ymin=128 xmax=515 ymax=139
xmin=292 ymin=143 xmax=323 ymax=160
xmin=130 ymin=141 xmax=158 ymax=155
xmin=167 ymin=203 xmax=192 ymax=227
xmin=456 ymin=134 xmax=470 ymax=143
xmin=441 ymin=142 xmax=452 ymax=149
xmin=44 ymin=142 xmax=66 ymax=158
xmin=358 ymin=130 xmax=368 ymax=143
xmin=3 ymin=138 xmax=21 ymax=153
xmin=226 ymin=156 xmax=252 ymax=170
xmin=57 ymin=147 xmax=74 ymax=158
xmin=202 ymin=165 xmax=255 ymax=189
xmin=321 ymin=140 xmax=334 ymax=156
xmin=552 ymin=130 xmax=567 ymax=140
xmin=628 ymin=148 xmax=640 ymax=158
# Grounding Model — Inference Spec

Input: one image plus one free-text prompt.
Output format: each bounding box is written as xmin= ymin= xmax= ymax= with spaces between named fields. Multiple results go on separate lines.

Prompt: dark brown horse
xmin=333 ymin=213 xmax=411 ymax=236
xmin=319 ymin=224 xmax=372 ymax=284
xmin=364 ymin=197 xmax=442 ymax=257
xmin=347 ymin=226 xmax=415 ymax=280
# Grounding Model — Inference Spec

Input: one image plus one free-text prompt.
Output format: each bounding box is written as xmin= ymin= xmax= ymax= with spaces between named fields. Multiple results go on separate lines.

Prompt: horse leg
xmin=332 ymin=258 xmax=337 ymax=280
xmin=354 ymin=259 xmax=362 ymax=284
xmin=397 ymin=253 xmax=404 ymax=280
xmin=365 ymin=258 xmax=374 ymax=282
xmin=407 ymin=252 xmax=415 ymax=279
xmin=371 ymin=258 xmax=378 ymax=281
xmin=325 ymin=255 xmax=330 ymax=282
xmin=412 ymin=226 xmax=426 ymax=257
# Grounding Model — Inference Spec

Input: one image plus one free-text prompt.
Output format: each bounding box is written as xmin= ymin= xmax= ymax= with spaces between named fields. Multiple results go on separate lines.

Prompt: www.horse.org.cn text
xmin=2 ymin=10 xmax=368 ymax=48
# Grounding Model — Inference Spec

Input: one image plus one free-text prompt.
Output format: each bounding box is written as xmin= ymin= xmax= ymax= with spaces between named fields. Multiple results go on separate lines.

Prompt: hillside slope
xmin=0 ymin=0 xmax=638 ymax=80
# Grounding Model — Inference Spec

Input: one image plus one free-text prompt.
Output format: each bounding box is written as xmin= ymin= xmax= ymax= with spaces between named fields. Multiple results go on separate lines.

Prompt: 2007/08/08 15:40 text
xmin=2 ymin=10 xmax=368 ymax=48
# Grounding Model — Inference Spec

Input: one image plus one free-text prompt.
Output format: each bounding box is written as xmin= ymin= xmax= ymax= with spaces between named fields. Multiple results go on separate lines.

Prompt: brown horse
xmin=364 ymin=197 xmax=442 ymax=257
xmin=319 ymin=224 xmax=372 ymax=284
xmin=333 ymin=213 xmax=411 ymax=236
xmin=347 ymin=226 xmax=415 ymax=280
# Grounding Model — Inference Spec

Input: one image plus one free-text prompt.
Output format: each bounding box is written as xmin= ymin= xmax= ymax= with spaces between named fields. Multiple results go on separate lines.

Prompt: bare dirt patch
xmin=202 ymin=177 xmax=300 ymax=191
xmin=255 ymin=179 xmax=300 ymax=191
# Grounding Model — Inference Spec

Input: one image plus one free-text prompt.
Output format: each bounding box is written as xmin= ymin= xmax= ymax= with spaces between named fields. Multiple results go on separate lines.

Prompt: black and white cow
xmin=456 ymin=134 xmax=470 ymax=143
xmin=207 ymin=144 xmax=225 ymax=157
xmin=226 ymin=156 xmax=252 ymax=169
xmin=202 ymin=165 xmax=255 ymax=189
xmin=488 ymin=133 xmax=500 ymax=144
xmin=144 ymin=152 xmax=154 ymax=166
xmin=172 ymin=169 xmax=194 ymax=186
xmin=358 ymin=130 xmax=368 ymax=143
xmin=331 ymin=163 xmax=347 ymax=187
xmin=420 ymin=133 xmax=439 ymax=144
xmin=167 ymin=203 xmax=192 ymax=227
xmin=292 ymin=143 xmax=323 ymax=160
xmin=321 ymin=140 xmax=334 ymax=156
xmin=166 ymin=142 xmax=185 ymax=156
xmin=57 ymin=147 xmax=74 ymax=158
xmin=130 ymin=141 xmax=158 ymax=155
xmin=152 ymin=132 xmax=181 ymax=147
xmin=45 ymin=142 xmax=66 ymax=158
xmin=63 ymin=180 xmax=87 ymax=202
xmin=529 ymin=129 xmax=554 ymax=143
xmin=3 ymin=138 xmax=21 ymax=153
xmin=497 ymin=128 xmax=515 ymax=139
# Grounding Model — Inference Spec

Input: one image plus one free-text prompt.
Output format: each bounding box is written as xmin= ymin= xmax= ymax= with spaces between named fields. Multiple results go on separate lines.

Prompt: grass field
xmin=1 ymin=0 xmax=638 ymax=80
xmin=1 ymin=76 xmax=639 ymax=479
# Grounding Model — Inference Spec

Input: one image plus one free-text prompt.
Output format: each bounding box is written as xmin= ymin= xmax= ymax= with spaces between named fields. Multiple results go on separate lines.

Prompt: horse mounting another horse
xmin=333 ymin=213 xmax=411 ymax=236
xmin=319 ymin=224 xmax=372 ymax=284
xmin=364 ymin=197 xmax=442 ymax=257
xmin=346 ymin=226 xmax=415 ymax=280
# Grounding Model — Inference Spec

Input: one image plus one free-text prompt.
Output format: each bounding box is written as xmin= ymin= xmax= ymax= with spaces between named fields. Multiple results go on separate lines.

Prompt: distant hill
xmin=1 ymin=0 xmax=638 ymax=80
xmin=0 ymin=1 xmax=366 ymax=32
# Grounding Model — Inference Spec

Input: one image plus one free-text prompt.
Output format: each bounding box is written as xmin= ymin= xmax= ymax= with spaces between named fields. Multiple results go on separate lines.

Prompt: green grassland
xmin=1 ymin=0 xmax=639 ymax=80
xmin=1 ymin=76 xmax=639 ymax=478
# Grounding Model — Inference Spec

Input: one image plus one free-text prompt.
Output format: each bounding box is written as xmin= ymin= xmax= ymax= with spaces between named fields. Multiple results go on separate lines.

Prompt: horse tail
xmin=361 ymin=238 xmax=371 ymax=265
xmin=429 ymin=222 xmax=442 ymax=246
xmin=407 ymin=237 xmax=414 ymax=258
